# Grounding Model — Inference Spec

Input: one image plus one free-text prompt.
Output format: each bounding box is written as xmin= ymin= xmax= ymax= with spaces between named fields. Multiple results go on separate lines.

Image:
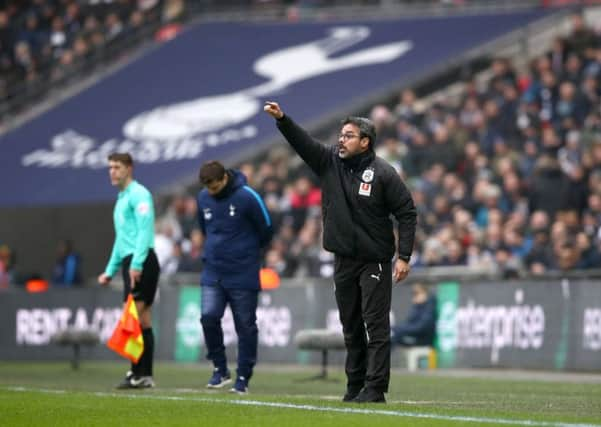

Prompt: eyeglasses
xmin=338 ymin=133 xmax=361 ymax=141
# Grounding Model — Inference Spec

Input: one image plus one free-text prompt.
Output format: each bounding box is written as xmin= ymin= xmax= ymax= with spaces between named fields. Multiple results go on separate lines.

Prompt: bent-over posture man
xmin=197 ymin=160 xmax=273 ymax=394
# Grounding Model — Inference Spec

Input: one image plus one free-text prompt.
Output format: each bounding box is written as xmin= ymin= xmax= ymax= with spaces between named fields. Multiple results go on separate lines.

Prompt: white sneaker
xmin=128 ymin=376 xmax=155 ymax=389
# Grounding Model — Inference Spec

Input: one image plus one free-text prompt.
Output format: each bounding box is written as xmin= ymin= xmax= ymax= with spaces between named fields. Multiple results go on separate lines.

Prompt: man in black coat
xmin=265 ymin=101 xmax=417 ymax=403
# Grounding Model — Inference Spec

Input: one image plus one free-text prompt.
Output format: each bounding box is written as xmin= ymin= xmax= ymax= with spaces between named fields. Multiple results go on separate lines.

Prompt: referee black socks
xmin=140 ymin=328 xmax=154 ymax=377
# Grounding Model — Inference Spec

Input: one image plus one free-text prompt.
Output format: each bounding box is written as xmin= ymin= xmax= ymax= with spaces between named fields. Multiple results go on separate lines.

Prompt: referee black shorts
xmin=121 ymin=249 xmax=160 ymax=306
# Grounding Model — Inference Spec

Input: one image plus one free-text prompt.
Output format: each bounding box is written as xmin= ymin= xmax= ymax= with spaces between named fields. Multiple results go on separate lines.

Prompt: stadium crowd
xmin=154 ymin=13 xmax=601 ymax=280
xmin=0 ymin=0 xmax=563 ymax=120
xmin=1 ymin=6 xmax=600 ymax=286
xmin=0 ymin=0 xmax=187 ymax=111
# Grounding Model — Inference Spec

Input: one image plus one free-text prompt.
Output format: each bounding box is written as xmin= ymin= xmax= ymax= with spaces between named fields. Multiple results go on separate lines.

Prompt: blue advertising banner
xmin=0 ymin=11 xmax=546 ymax=206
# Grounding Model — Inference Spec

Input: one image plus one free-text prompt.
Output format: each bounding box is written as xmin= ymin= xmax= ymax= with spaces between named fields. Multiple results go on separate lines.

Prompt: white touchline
xmin=3 ymin=387 xmax=600 ymax=427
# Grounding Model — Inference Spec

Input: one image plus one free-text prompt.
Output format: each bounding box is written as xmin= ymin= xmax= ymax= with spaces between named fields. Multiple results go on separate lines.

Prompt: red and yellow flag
xmin=107 ymin=294 xmax=144 ymax=363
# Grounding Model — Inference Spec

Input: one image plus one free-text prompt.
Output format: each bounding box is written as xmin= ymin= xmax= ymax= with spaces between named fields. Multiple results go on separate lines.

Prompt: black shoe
xmin=352 ymin=388 xmax=386 ymax=403
xmin=342 ymin=388 xmax=362 ymax=402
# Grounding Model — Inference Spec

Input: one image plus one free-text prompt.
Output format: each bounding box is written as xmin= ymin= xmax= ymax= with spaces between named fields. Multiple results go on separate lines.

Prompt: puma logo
xmin=370 ymin=274 xmax=380 ymax=281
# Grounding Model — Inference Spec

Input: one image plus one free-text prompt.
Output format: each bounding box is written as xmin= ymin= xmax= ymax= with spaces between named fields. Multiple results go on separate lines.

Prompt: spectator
xmin=565 ymin=13 xmax=598 ymax=57
xmin=525 ymin=228 xmax=553 ymax=275
xmin=394 ymin=88 xmax=420 ymax=123
xmin=51 ymin=239 xmax=81 ymax=286
xmin=161 ymin=240 xmax=182 ymax=276
xmin=376 ymin=137 xmax=405 ymax=174
xmin=177 ymin=229 xmax=203 ymax=273
xmin=403 ymin=129 xmax=431 ymax=176
xmin=548 ymin=37 xmax=567 ymax=75
xmin=49 ymin=15 xmax=68 ymax=57
xmin=0 ymin=244 xmax=14 ymax=288
xmin=154 ymin=220 xmax=176 ymax=269
xmin=264 ymin=243 xmax=296 ymax=278
xmin=553 ymin=240 xmax=581 ymax=272
xmin=179 ymin=196 xmax=199 ymax=239
xmin=391 ymin=283 xmax=437 ymax=347
xmin=286 ymin=175 xmax=321 ymax=232
xmin=528 ymin=155 xmax=568 ymax=219
xmin=575 ymin=231 xmax=601 ymax=269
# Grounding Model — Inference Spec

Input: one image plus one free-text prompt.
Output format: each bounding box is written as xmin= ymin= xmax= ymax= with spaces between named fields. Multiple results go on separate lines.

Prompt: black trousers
xmin=334 ymin=256 xmax=392 ymax=393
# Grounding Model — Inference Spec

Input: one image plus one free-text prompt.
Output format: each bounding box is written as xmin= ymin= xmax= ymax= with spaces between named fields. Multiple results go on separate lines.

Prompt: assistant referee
xmin=98 ymin=152 xmax=160 ymax=389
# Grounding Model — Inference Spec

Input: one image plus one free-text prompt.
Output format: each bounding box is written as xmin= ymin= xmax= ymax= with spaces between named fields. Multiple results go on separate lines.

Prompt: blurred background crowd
xmin=0 ymin=0 xmax=182 ymax=118
xmin=1 ymin=1 xmax=601 ymax=287
xmin=153 ymin=12 xmax=601 ymax=281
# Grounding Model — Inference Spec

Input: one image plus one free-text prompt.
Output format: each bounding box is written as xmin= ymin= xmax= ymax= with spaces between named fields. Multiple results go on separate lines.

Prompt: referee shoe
xmin=115 ymin=370 xmax=134 ymax=389
xmin=116 ymin=373 xmax=155 ymax=389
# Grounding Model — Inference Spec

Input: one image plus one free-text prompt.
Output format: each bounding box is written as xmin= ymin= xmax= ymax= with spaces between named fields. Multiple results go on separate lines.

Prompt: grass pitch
xmin=0 ymin=362 xmax=600 ymax=426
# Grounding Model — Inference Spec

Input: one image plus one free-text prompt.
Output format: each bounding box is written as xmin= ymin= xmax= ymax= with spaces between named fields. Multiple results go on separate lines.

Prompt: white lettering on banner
xmin=21 ymin=26 xmax=412 ymax=169
xmin=16 ymin=308 xmax=70 ymax=345
xmin=221 ymin=294 xmax=292 ymax=348
xmin=583 ymin=308 xmax=601 ymax=351
xmin=21 ymin=126 xmax=258 ymax=168
xmin=15 ymin=307 xmax=122 ymax=346
xmin=455 ymin=296 xmax=545 ymax=364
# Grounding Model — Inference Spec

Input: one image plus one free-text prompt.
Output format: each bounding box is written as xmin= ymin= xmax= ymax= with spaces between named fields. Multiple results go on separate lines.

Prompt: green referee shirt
xmin=104 ymin=180 xmax=155 ymax=277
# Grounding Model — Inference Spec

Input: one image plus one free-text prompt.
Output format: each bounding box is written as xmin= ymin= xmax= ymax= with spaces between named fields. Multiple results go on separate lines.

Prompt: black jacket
xmin=277 ymin=115 xmax=417 ymax=262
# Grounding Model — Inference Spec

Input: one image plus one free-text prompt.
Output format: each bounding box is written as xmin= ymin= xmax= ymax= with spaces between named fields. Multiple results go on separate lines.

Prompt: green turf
xmin=0 ymin=362 xmax=599 ymax=426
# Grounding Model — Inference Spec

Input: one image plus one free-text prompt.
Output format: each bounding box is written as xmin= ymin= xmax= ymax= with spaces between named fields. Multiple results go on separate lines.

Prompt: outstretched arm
xmin=264 ymin=101 xmax=331 ymax=175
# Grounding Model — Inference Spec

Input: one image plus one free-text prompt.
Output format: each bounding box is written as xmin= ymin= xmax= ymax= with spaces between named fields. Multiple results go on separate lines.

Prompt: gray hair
xmin=342 ymin=116 xmax=376 ymax=150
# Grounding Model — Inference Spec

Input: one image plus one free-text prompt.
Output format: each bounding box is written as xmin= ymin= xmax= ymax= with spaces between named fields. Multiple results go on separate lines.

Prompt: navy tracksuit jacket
xmin=197 ymin=170 xmax=273 ymax=289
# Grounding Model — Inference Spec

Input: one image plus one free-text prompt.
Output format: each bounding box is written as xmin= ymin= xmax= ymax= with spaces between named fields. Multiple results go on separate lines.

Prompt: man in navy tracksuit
xmin=196 ymin=160 xmax=273 ymax=394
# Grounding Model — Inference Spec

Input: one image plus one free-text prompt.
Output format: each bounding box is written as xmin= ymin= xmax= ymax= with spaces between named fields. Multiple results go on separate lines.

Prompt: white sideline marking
xmin=172 ymin=389 xmax=488 ymax=405
xmin=3 ymin=386 xmax=600 ymax=427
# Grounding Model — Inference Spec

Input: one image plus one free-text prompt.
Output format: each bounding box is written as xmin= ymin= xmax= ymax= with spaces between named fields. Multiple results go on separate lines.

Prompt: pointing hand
xmin=264 ymin=101 xmax=284 ymax=119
